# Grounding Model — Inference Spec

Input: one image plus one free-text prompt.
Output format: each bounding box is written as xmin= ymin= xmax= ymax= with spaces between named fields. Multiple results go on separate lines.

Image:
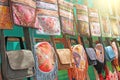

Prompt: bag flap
xmin=72 ymin=44 xmax=88 ymax=70
xmin=111 ymin=42 xmax=119 ymax=59
xmin=57 ymin=49 xmax=73 ymax=64
xmin=7 ymin=50 xmax=35 ymax=70
xmin=86 ymin=48 xmax=97 ymax=60
xmin=35 ymin=42 xmax=57 ymax=72
xmin=95 ymin=43 xmax=104 ymax=63
xmin=105 ymin=46 xmax=115 ymax=59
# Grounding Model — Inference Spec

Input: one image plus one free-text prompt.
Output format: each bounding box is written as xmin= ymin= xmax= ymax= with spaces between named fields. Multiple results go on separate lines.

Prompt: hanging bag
xmin=56 ymin=48 xmax=74 ymax=70
xmin=35 ymin=41 xmax=58 ymax=80
xmin=68 ymin=37 xmax=88 ymax=80
xmin=111 ymin=41 xmax=119 ymax=70
xmin=84 ymin=37 xmax=97 ymax=65
xmin=72 ymin=44 xmax=88 ymax=80
xmin=5 ymin=36 xmax=35 ymax=80
xmin=35 ymin=0 xmax=61 ymax=35
xmin=10 ymin=0 xmax=37 ymax=28
xmin=86 ymin=48 xmax=97 ymax=65
xmin=105 ymin=46 xmax=115 ymax=61
xmin=0 ymin=0 xmax=13 ymax=29
xmin=89 ymin=8 xmax=101 ymax=37
xmin=110 ymin=18 xmax=119 ymax=38
xmin=75 ymin=4 xmax=90 ymax=37
xmin=58 ymin=1 xmax=75 ymax=35
xmin=94 ymin=43 xmax=105 ymax=78
xmin=101 ymin=38 xmax=115 ymax=62
xmin=52 ymin=38 xmax=74 ymax=70
xmin=100 ymin=15 xmax=111 ymax=37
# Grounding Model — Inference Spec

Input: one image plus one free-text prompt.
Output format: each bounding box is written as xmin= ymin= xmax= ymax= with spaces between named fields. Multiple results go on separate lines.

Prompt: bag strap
xmin=115 ymin=39 xmax=120 ymax=67
xmin=23 ymin=27 xmax=35 ymax=80
xmin=64 ymin=35 xmax=74 ymax=67
xmin=51 ymin=35 xmax=74 ymax=67
xmin=5 ymin=36 xmax=24 ymax=50
xmin=0 ymin=30 xmax=8 ymax=80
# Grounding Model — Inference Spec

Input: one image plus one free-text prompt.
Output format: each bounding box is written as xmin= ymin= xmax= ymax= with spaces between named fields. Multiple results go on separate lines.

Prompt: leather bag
xmin=56 ymin=48 xmax=74 ymax=70
xmin=51 ymin=37 xmax=74 ymax=70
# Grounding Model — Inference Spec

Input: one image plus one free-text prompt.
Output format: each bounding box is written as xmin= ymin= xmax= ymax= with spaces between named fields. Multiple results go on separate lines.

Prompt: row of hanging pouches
xmin=0 ymin=0 xmax=120 ymax=80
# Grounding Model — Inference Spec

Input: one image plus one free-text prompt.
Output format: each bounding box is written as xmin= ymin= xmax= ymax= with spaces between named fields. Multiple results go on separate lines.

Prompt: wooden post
xmin=0 ymin=30 xmax=8 ymax=80
xmin=23 ymin=27 xmax=36 ymax=80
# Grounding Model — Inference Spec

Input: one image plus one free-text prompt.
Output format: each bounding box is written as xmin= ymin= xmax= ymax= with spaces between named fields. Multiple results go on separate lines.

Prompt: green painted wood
xmin=2 ymin=0 xmax=114 ymax=80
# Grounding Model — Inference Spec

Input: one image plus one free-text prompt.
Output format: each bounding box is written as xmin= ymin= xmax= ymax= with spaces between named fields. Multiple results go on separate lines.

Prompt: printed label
xmin=89 ymin=12 xmax=98 ymax=17
xmin=36 ymin=1 xmax=58 ymax=11
xmin=40 ymin=0 xmax=57 ymax=4
xmin=89 ymin=17 xmax=99 ymax=22
xmin=76 ymin=4 xmax=88 ymax=12
xmin=60 ymin=10 xmax=73 ymax=19
xmin=11 ymin=0 xmax=36 ymax=8
xmin=37 ymin=9 xmax=58 ymax=17
xmin=77 ymin=14 xmax=88 ymax=22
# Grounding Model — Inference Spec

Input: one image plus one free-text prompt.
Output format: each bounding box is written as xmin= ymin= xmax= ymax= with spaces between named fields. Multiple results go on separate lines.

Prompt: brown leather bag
xmin=52 ymin=38 xmax=74 ymax=70
xmin=56 ymin=48 xmax=74 ymax=70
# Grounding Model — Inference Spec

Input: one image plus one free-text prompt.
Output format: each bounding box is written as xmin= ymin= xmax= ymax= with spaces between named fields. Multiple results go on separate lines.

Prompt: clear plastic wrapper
xmin=36 ymin=0 xmax=61 ymax=35
xmin=76 ymin=4 xmax=90 ymax=36
xmin=89 ymin=8 xmax=101 ymax=37
xmin=11 ymin=0 xmax=37 ymax=28
xmin=59 ymin=1 xmax=75 ymax=35
xmin=110 ymin=19 xmax=119 ymax=38
xmin=100 ymin=16 xmax=111 ymax=37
